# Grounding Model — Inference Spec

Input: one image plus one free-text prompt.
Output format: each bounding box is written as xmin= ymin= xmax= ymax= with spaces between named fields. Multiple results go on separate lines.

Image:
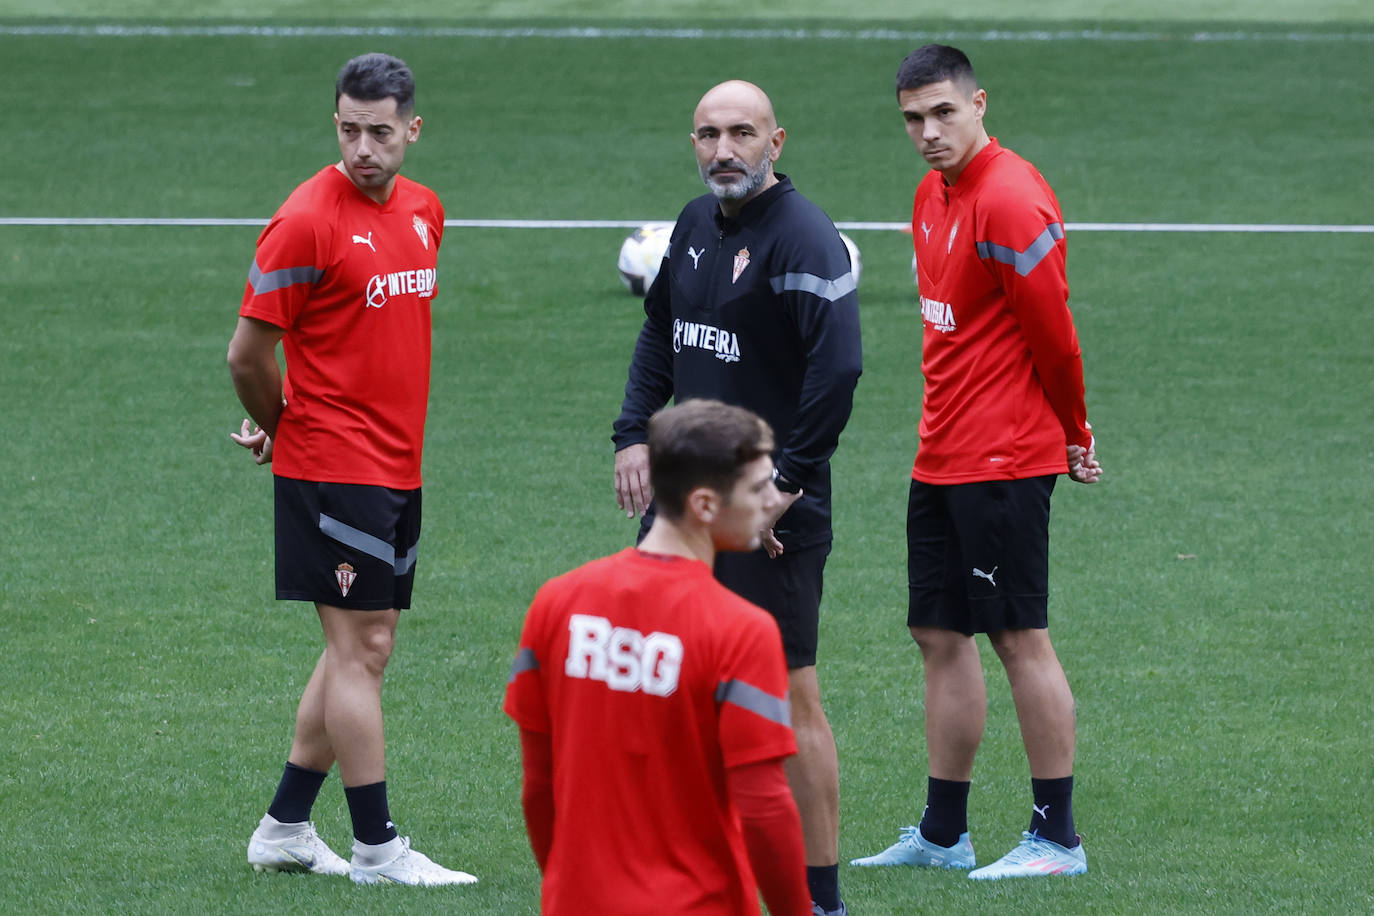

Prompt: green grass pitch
xmin=1 ymin=5 xmax=1371 ymax=914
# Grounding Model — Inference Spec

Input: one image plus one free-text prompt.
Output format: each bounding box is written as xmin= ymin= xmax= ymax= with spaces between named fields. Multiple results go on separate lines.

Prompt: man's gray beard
xmin=700 ymin=153 xmax=771 ymax=201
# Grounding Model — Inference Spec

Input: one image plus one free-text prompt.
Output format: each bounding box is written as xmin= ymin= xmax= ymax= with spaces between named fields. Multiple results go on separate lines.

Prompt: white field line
xmin=1 ymin=217 xmax=1372 ymax=233
xmin=2 ymin=24 xmax=1372 ymax=42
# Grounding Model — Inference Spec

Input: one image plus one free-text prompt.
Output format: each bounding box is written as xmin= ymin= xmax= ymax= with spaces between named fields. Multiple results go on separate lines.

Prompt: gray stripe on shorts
xmin=715 ymin=679 xmax=792 ymax=728
xmin=508 ymin=647 xmax=539 ymax=683
xmin=319 ymin=513 xmax=396 ymax=567
xmin=394 ymin=543 xmax=418 ymax=576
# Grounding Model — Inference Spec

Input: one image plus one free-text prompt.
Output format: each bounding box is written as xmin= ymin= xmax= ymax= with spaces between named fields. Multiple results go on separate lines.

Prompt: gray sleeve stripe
xmin=975 ymin=222 xmax=1065 ymax=277
xmin=768 ymin=270 xmax=857 ymax=302
xmin=248 ymin=260 xmax=324 ymax=295
xmin=508 ymin=647 xmax=539 ymax=683
xmin=319 ymin=513 xmax=396 ymax=567
xmin=715 ymin=678 xmax=792 ymax=728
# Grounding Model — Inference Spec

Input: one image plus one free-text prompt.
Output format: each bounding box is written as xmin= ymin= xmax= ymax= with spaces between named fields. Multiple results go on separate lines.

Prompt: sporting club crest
xmin=732 ymin=247 xmax=750 ymax=284
xmin=412 ymin=214 xmax=429 ymax=249
xmin=335 ymin=563 xmax=357 ymax=597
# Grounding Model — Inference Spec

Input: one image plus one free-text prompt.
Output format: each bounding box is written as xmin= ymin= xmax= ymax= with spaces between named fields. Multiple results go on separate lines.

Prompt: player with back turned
xmin=228 ymin=52 xmax=474 ymax=887
xmin=850 ymin=44 xmax=1103 ymax=881
xmin=506 ymin=399 xmax=811 ymax=916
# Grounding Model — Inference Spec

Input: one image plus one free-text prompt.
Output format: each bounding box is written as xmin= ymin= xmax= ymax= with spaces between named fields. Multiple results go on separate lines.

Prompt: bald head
xmin=693 ymin=80 xmax=777 ymax=133
xmin=690 ymin=80 xmax=785 ymax=215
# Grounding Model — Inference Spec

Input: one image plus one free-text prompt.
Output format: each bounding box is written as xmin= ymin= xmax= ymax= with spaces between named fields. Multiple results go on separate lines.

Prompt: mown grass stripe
xmin=3 ymin=24 xmax=1372 ymax=41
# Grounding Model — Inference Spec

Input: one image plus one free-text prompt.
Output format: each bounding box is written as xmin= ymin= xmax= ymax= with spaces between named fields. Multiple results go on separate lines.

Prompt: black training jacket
xmin=613 ymin=175 xmax=863 ymax=550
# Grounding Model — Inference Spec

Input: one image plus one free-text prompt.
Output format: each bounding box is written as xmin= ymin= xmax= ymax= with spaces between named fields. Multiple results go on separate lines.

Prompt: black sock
xmin=344 ymin=781 xmax=398 ymax=845
xmin=1029 ymin=775 xmax=1077 ymax=847
xmin=918 ymin=776 xmax=971 ymax=847
xmin=266 ymin=761 xmax=327 ymax=824
xmin=806 ymin=864 xmax=840 ymax=912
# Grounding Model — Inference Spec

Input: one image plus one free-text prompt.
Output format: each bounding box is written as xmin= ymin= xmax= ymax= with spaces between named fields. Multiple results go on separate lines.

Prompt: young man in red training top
xmin=228 ymin=53 xmax=474 ymax=887
xmin=850 ymin=44 xmax=1103 ymax=881
xmin=506 ymin=399 xmax=811 ymax=916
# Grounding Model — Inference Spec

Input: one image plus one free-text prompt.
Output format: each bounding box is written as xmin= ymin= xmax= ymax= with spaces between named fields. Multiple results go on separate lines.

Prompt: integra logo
xmin=365 ymin=268 xmax=437 ymax=309
xmin=673 ymin=319 xmax=741 ymax=363
xmin=920 ymin=295 xmax=957 ymax=333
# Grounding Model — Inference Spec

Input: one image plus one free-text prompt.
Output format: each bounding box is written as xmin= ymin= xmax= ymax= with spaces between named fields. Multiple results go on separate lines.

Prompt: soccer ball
xmin=617 ymin=222 xmax=674 ymax=296
xmin=838 ymin=231 xmax=861 ymax=288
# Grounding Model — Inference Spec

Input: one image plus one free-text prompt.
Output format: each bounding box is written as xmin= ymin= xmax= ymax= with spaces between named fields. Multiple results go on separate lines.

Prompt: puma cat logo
xmin=972 ymin=566 xmax=997 ymax=587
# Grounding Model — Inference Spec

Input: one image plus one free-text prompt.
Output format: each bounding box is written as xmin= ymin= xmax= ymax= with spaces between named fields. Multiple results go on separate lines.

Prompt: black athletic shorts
xmin=714 ymin=542 xmax=831 ymax=669
xmin=274 ymin=476 xmax=422 ymax=611
xmin=907 ymin=476 xmax=1055 ymax=635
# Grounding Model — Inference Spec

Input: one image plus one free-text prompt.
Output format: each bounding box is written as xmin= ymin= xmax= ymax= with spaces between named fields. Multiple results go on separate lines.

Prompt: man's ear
xmin=769 ymin=125 xmax=786 ymax=162
xmin=686 ymin=486 xmax=720 ymax=525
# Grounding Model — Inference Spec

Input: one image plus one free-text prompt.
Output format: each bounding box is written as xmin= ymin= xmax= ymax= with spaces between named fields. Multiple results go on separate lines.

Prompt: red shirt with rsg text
xmin=240 ymin=165 xmax=444 ymax=489
xmin=504 ymin=548 xmax=798 ymax=916
xmin=910 ymin=138 xmax=1091 ymax=484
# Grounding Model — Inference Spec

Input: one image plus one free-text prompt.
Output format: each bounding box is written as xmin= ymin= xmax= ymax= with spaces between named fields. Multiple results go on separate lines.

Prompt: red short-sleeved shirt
xmin=240 ymin=165 xmax=444 ymax=489
xmin=504 ymin=548 xmax=797 ymax=916
xmin=910 ymin=139 xmax=1091 ymax=484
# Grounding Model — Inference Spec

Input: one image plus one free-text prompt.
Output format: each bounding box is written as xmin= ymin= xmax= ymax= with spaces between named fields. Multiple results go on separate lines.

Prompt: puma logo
xmin=687 ymin=246 xmax=703 ymax=269
xmin=352 ymin=232 xmax=376 ymax=252
xmin=972 ymin=566 xmax=997 ymax=586
xmin=920 ymin=221 xmax=932 ymax=242
xmin=1033 ymin=803 xmax=1050 ymax=820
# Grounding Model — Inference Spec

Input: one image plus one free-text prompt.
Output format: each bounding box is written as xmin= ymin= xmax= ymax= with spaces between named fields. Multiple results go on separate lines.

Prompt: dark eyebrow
xmin=696 ymin=121 xmax=759 ymax=136
xmin=903 ymin=99 xmax=956 ymax=118
xmin=338 ymin=119 xmax=393 ymax=132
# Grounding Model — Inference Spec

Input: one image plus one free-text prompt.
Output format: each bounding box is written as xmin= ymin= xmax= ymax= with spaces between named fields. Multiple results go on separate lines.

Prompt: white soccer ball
xmin=838 ymin=231 xmax=861 ymax=288
xmin=617 ymin=222 xmax=674 ymax=296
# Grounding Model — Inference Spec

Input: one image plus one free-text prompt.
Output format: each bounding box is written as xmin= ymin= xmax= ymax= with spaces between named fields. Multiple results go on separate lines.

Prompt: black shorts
xmin=907 ymin=476 xmax=1055 ymax=635
xmin=274 ymin=476 xmax=422 ymax=611
xmin=714 ymin=542 xmax=831 ymax=669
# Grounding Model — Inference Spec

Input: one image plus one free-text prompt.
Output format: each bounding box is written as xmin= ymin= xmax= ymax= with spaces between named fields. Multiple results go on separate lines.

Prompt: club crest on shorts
xmin=412 ymin=214 xmax=429 ymax=249
xmin=335 ymin=562 xmax=357 ymax=597
xmin=732 ymin=247 xmax=750 ymax=284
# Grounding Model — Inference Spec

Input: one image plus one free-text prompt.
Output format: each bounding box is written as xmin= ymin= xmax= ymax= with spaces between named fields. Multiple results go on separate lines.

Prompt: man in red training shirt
xmin=228 ymin=53 xmax=473 ymax=887
xmin=506 ymin=400 xmax=810 ymax=915
xmin=851 ymin=44 xmax=1102 ymax=881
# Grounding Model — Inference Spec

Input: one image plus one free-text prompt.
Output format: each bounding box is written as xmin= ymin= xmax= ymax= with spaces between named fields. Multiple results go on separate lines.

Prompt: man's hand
xmin=760 ymin=489 xmax=802 ymax=558
xmin=614 ymin=443 xmax=652 ymax=518
xmin=231 ymin=418 xmax=274 ymax=465
xmin=1067 ymin=438 xmax=1101 ymax=484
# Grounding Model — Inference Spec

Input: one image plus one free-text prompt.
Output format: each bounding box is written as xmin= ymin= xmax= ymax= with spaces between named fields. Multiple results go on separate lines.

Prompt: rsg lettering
xmin=564 ymin=613 xmax=684 ymax=696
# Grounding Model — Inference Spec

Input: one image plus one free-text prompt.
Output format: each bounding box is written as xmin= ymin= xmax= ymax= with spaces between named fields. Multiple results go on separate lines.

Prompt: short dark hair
xmin=648 ymin=400 xmax=775 ymax=520
xmin=895 ymin=44 xmax=977 ymax=98
xmin=335 ymin=53 xmax=416 ymax=115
